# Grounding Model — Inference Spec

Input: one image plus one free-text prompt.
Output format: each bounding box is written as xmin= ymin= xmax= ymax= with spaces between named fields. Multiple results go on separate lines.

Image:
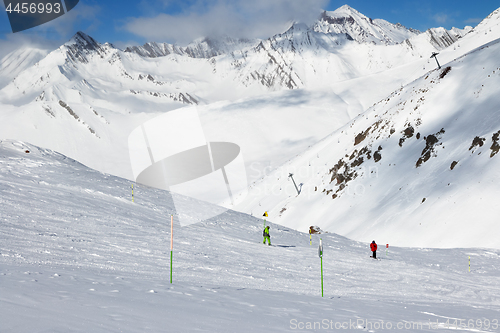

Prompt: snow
xmin=2 ymin=7 xmax=500 ymax=329
xmin=316 ymin=5 xmax=419 ymax=45
xmin=2 ymin=140 xmax=500 ymax=332
xmin=0 ymin=5 xmax=499 ymax=243
xmin=235 ymin=29 xmax=500 ymax=249
xmin=0 ymin=46 xmax=48 ymax=90
xmin=0 ymin=4 xmax=472 ymax=185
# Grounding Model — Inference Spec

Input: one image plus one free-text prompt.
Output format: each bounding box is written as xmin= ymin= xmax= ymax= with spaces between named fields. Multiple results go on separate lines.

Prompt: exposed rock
xmin=490 ymin=131 xmax=500 ymax=157
xmin=404 ymin=126 xmax=415 ymax=137
xmin=439 ymin=66 xmax=452 ymax=79
xmin=354 ymin=127 xmax=371 ymax=145
xmin=309 ymin=226 xmax=324 ymax=234
xmin=469 ymin=136 xmax=485 ymax=151
xmin=416 ymin=128 xmax=445 ymax=167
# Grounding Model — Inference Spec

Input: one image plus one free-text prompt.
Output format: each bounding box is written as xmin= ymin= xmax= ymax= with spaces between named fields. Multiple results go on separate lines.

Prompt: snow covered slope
xmin=1 ymin=140 xmax=500 ymax=332
xmin=236 ymin=28 xmax=500 ymax=249
xmin=0 ymin=46 xmax=48 ymax=89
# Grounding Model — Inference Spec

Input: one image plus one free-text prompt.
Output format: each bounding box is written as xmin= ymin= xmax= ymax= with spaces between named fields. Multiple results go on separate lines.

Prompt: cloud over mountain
xmin=124 ymin=0 xmax=328 ymax=44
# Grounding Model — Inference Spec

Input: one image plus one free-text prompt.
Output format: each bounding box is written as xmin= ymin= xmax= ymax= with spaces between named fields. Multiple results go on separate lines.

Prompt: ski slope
xmin=1 ymin=140 xmax=500 ymax=332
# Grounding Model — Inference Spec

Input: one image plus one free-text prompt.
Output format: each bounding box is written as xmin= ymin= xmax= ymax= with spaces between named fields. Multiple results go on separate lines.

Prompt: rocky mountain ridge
xmin=235 ymin=27 xmax=500 ymax=248
xmin=0 ymin=5 xmax=489 ymax=184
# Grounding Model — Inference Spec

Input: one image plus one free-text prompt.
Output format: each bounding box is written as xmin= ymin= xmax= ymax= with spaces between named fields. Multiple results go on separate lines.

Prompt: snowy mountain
xmin=407 ymin=27 xmax=467 ymax=50
xmin=125 ymin=36 xmax=258 ymax=59
xmin=1 ymin=5 xmax=500 ymax=249
xmin=2 ymin=139 xmax=500 ymax=332
xmin=313 ymin=5 xmax=420 ymax=44
xmin=0 ymin=5 xmax=474 ymax=184
xmin=0 ymin=46 xmax=49 ymax=89
xmin=235 ymin=22 xmax=500 ymax=249
xmin=3 ymin=5 xmax=500 ymax=331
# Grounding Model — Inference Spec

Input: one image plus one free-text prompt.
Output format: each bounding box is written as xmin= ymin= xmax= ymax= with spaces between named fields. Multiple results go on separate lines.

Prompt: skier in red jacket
xmin=370 ymin=240 xmax=378 ymax=259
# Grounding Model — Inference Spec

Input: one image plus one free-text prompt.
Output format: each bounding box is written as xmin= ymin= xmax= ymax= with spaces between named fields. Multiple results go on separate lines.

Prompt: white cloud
xmin=123 ymin=0 xmax=328 ymax=44
xmin=433 ymin=13 xmax=449 ymax=24
xmin=0 ymin=2 xmax=101 ymax=60
xmin=464 ymin=17 xmax=482 ymax=25
xmin=33 ymin=2 xmax=102 ymax=39
xmin=0 ymin=34 xmax=57 ymax=61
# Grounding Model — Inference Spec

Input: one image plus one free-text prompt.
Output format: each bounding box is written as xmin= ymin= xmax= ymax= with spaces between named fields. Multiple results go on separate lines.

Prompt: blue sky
xmin=0 ymin=0 xmax=499 ymax=57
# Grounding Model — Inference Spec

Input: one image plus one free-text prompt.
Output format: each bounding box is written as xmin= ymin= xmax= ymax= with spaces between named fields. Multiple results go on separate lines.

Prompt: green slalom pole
xmin=321 ymin=256 xmax=324 ymax=297
xmin=319 ymin=238 xmax=324 ymax=297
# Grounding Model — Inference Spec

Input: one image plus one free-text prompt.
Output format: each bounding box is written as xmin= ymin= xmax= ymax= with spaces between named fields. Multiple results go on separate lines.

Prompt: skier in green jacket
xmin=263 ymin=226 xmax=271 ymax=246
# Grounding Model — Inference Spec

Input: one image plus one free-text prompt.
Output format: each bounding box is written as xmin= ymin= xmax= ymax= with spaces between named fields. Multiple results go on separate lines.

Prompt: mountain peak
xmin=63 ymin=31 xmax=109 ymax=63
xmin=65 ymin=31 xmax=114 ymax=55
xmin=331 ymin=4 xmax=364 ymax=17
xmin=314 ymin=6 xmax=419 ymax=45
xmin=67 ymin=31 xmax=100 ymax=48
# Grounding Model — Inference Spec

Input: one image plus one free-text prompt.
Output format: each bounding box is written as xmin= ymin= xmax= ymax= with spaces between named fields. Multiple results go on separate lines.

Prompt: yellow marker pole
xmin=170 ymin=215 xmax=174 ymax=283
xmin=131 ymin=184 xmax=134 ymax=203
xmin=309 ymin=230 xmax=312 ymax=245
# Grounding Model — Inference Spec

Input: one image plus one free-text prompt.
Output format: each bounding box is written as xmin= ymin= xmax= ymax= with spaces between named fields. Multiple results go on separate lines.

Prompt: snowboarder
xmin=263 ymin=226 xmax=271 ymax=246
xmin=370 ymin=240 xmax=377 ymax=259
